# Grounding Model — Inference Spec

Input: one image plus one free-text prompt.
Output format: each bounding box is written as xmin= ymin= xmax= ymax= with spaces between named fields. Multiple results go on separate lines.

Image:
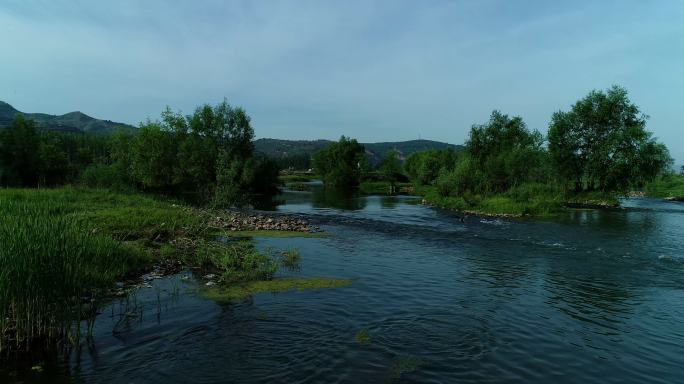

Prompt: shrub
xmin=80 ymin=164 xmax=130 ymax=191
xmin=435 ymin=170 xmax=458 ymax=197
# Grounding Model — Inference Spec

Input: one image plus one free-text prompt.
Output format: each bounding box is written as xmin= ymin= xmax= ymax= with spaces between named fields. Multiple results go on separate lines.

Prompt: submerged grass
xmin=354 ymin=328 xmax=371 ymax=345
xmin=202 ymin=278 xmax=353 ymax=303
xmin=390 ymin=355 xmax=424 ymax=380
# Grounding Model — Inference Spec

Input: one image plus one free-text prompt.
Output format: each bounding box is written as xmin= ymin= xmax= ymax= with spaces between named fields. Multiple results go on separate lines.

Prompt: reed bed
xmin=0 ymin=198 xmax=147 ymax=352
xmin=0 ymin=187 xmax=313 ymax=355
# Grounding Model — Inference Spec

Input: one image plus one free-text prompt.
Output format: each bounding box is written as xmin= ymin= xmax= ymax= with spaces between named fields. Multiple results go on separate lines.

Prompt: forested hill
xmin=255 ymin=138 xmax=462 ymax=163
xmin=0 ymin=101 xmax=135 ymax=134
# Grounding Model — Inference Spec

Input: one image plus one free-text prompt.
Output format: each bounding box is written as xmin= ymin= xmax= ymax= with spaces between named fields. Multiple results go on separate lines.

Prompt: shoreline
xmin=0 ymin=188 xmax=339 ymax=357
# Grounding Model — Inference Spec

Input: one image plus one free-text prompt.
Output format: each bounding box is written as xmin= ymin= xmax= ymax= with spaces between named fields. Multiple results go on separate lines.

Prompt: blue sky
xmin=1 ymin=1 xmax=683 ymax=162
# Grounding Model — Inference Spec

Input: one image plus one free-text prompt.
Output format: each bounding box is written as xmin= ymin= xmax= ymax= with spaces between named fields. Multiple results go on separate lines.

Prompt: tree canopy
xmin=548 ymin=86 xmax=671 ymax=192
xmin=0 ymin=101 xmax=280 ymax=206
xmin=312 ymin=136 xmax=366 ymax=189
xmin=377 ymin=149 xmax=403 ymax=186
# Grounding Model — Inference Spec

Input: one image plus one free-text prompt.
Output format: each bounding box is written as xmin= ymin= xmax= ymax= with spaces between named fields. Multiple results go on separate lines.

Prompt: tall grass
xmin=646 ymin=174 xmax=684 ymax=198
xmin=192 ymin=240 xmax=277 ymax=284
xmin=0 ymin=199 xmax=147 ymax=352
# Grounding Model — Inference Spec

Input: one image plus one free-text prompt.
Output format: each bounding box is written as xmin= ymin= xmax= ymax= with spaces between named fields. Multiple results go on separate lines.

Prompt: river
xmin=5 ymin=188 xmax=684 ymax=383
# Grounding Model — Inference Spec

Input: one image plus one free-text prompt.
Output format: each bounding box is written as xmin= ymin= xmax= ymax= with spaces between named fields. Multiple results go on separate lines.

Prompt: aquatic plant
xmin=390 ymin=355 xmax=424 ymax=380
xmin=192 ymin=240 xmax=277 ymax=284
xmin=280 ymin=249 xmax=301 ymax=270
xmin=354 ymin=328 xmax=371 ymax=345
xmin=202 ymin=278 xmax=353 ymax=303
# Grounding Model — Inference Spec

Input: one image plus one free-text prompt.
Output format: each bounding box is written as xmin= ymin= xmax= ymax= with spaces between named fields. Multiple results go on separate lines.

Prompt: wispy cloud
xmin=1 ymin=0 xmax=683 ymax=161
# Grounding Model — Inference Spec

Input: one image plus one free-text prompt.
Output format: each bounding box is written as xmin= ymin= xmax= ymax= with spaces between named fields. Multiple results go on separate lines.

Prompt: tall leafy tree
xmin=404 ymin=149 xmax=457 ymax=186
xmin=464 ymin=110 xmax=545 ymax=193
xmin=131 ymin=122 xmax=178 ymax=189
xmin=0 ymin=115 xmax=42 ymax=187
xmin=377 ymin=149 xmax=403 ymax=188
xmin=548 ymin=86 xmax=671 ymax=192
xmin=312 ymin=136 xmax=366 ymax=189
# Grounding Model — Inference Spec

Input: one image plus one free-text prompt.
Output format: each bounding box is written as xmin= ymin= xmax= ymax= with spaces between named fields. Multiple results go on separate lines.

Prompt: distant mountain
xmin=254 ymin=138 xmax=462 ymax=164
xmin=0 ymin=101 xmax=135 ymax=134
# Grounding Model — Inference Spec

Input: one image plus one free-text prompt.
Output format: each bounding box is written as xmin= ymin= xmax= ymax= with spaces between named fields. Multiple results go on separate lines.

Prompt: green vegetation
xmin=0 ymin=115 xmax=111 ymax=188
xmin=0 ymin=188 xmax=337 ymax=353
xmin=354 ymin=328 xmax=371 ymax=345
xmin=202 ymin=278 xmax=353 ymax=303
xmin=0 ymin=100 xmax=280 ymax=206
xmin=548 ymin=85 xmax=671 ymax=192
xmin=0 ymin=195 xmax=149 ymax=352
xmin=275 ymin=152 xmax=312 ymax=171
xmin=390 ymin=355 xmax=425 ymax=380
xmin=377 ymin=149 xmax=403 ymax=190
xmin=279 ymin=249 xmax=301 ymax=269
xmin=646 ymin=174 xmax=684 ymax=199
xmin=312 ymin=142 xmax=415 ymax=194
xmin=312 ymin=136 xmax=366 ymax=189
xmin=407 ymin=86 xmax=671 ymax=215
xmin=193 ymin=240 xmax=278 ymax=284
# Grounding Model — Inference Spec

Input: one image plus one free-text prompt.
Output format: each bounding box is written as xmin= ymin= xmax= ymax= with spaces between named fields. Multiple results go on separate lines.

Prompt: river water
xmin=5 ymin=189 xmax=684 ymax=383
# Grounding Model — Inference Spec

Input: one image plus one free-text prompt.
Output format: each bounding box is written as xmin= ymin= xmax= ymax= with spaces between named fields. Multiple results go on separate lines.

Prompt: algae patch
xmin=355 ymin=328 xmax=371 ymax=345
xmin=202 ymin=277 xmax=353 ymax=302
xmin=390 ymin=355 xmax=424 ymax=380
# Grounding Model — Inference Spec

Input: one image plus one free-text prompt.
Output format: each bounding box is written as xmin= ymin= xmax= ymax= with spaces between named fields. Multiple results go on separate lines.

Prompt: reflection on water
xmin=4 ymin=190 xmax=684 ymax=383
xmin=311 ymin=188 xmax=367 ymax=211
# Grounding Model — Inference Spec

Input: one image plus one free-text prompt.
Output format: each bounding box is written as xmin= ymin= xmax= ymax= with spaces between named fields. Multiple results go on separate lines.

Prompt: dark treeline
xmin=275 ymin=152 xmax=312 ymax=171
xmin=0 ymin=101 xmax=279 ymax=206
xmin=312 ymin=136 xmax=367 ymax=189
xmin=406 ymin=86 xmax=671 ymax=199
xmin=311 ymin=86 xmax=672 ymax=201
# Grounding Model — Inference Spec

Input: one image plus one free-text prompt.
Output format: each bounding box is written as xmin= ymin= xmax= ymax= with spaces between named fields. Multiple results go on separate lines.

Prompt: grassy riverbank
xmin=0 ymin=198 xmax=149 ymax=352
xmin=417 ymin=183 xmax=619 ymax=217
xmin=278 ymin=174 xmax=317 ymax=183
xmin=646 ymin=174 xmax=684 ymax=200
xmin=0 ymin=187 xmax=343 ymax=353
xmin=358 ymin=181 xmax=414 ymax=195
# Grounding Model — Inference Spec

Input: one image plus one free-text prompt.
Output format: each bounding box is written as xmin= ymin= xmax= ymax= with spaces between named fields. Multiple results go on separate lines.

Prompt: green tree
xmin=109 ymin=129 xmax=136 ymax=185
xmin=312 ymin=136 xmax=366 ymax=189
xmin=128 ymin=100 xmax=273 ymax=204
xmin=131 ymin=123 xmax=178 ymax=190
xmin=0 ymin=115 xmax=42 ymax=187
xmin=37 ymin=141 xmax=68 ymax=186
xmin=377 ymin=149 xmax=403 ymax=188
xmin=465 ymin=110 xmax=545 ymax=193
xmin=548 ymin=86 xmax=671 ymax=192
xmin=404 ymin=149 xmax=455 ymax=185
